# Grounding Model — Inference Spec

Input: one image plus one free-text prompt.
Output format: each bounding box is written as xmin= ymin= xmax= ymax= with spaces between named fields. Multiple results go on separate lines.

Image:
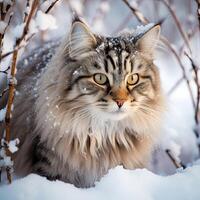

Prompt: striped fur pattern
xmin=11 ymin=18 xmax=165 ymax=188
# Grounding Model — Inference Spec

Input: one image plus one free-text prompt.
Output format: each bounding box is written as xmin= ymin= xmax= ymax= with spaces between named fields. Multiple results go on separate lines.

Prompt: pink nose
xmin=115 ymin=99 xmax=125 ymax=108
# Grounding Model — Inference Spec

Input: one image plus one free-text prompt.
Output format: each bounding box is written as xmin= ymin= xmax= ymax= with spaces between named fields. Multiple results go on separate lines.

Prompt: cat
xmin=0 ymin=16 xmax=165 ymax=188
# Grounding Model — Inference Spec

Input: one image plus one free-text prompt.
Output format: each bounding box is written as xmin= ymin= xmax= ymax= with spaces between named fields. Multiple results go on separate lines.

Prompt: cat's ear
xmin=69 ymin=19 xmax=97 ymax=58
xmin=135 ymin=25 xmax=160 ymax=54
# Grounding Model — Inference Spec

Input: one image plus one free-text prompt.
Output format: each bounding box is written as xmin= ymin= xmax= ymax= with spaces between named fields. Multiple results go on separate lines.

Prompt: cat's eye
xmin=93 ymin=73 xmax=108 ymax=85
xmin=127 ymin=74 xmax=139 ymax=85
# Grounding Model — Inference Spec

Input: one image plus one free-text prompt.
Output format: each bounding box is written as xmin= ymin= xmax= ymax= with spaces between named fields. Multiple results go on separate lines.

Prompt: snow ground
xmin=0 ymin=165 xmax=200 ymax=200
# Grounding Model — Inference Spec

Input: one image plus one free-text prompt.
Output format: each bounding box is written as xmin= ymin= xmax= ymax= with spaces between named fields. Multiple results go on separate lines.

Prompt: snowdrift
xmin=0 ymin=165 xmax=200 ymax=200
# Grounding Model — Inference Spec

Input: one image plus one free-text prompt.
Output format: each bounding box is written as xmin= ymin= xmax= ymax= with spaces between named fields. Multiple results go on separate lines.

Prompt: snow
xmin=160 ymin=127 xmax=182 ymax=163
xmin=8 ymin=138 xmax=20 ymax=154
xmin=70 ymin=1 xmax=83 ymax=15
xmin=13 ymin=23 xmax=25 ymax=39
xmin=29 ymin=19 xmax=38 ymax=35
xmin=0 ymin=138 xmax=19 ymax=170
xmin=100 ymin=1 xmax=110 ymax=12
xmin=93 ymin=18 xmax=104 ymax=32
xmin=167 ymin=141 xmax=181 ymax=163
xmin=0 ymin=21 xmax=7 ymax=34
xmin=130 ymin=1 xmax=138 ymax=8
xmin=0 ymin=145 xmax=13 ymax=168
xmin=8 ymin=76 xmax=17 ymax=85
xmin=72 ymin=70 xmax=79 ymax=76
xmin=134 ymin=23 xmax=155 ymax=37
xmin=35 ymin=10 xmax=57 ymax=31
xmin=0 ymin=165 xmax=200 ymax=200
xmin=0 ymin=107 xmax=6 ymax=122
xmin=0 ymin=0 xmax=13 ymax=6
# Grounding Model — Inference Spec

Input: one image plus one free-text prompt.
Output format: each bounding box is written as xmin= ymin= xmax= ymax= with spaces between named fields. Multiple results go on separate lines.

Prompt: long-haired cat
xmin=1 ymin=17 xmax=165 ymax=188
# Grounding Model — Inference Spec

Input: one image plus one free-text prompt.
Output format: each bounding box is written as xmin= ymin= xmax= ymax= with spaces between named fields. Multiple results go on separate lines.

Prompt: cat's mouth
xmin=113 ymin=109 xmax=124 ymax=113
xmin=106 ymin=109 xmax=128 ymax=120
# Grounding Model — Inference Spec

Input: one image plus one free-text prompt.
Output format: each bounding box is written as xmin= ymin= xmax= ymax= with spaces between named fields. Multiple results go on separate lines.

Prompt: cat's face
xmin=64 ymin=20 xmax=162 ymax=122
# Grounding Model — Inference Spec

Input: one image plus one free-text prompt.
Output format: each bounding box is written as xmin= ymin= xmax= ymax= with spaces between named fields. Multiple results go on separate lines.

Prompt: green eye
xmin=93 ymin=73 xmax=108 ymax=85
xmin=127 ymin=74 xmax=139 ymax=85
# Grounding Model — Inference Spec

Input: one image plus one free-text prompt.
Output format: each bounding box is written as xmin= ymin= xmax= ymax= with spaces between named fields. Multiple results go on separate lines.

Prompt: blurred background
xmin=1 ymin=0 xmax=200 ymax=175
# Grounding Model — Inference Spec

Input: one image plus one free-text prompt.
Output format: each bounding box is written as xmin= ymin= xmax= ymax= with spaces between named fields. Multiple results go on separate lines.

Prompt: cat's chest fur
xmin=32 ymin=129 xmax=152 ymax=188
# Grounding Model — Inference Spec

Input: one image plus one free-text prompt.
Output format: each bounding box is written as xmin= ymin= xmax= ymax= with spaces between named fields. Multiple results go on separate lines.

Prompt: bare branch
xmin=121 ymin=0 xmax=149 ymax=24
xmin=90 ymin=0 xmax=110 ymax=27
xmin=167 ymin=67 xmax=196 ymax=95
xmin=0 ymin=88 xmax=9 ymax=98
xmin=158 ymin=0 xmax=192 ymax=53
xmin=1 ymin=33 xmax=35 ymax=60
xmin=0 ymin=1 xmax=14 ymax=62
xmin=45 ymin=0 xmax=60 ymax=14
xmin=160 ymin=36 xmax=195 ymax=109
xmin=179 ymin=26 xmax=199 ymax=57
xmin=195 ymin=0 xmax=200 ymax=31
xmin=0 ymin=66 xmax=10 ymax=75
xmin=185 ymin=52 xmax=200 ymax=125
xmin=3 ymin=0 xmax=39 ymax=184
xmin=167 ymin=76 xmax=185 ymax=95
xmin=23 ymin=0 xmax=30 ymax=22
xmin=112 ymin=13 xmax=133 ymax=34
xmin=165 ymin=149 xmax=186 ymax=169
xmin=168 ymin=26 xmax=199 ymax=95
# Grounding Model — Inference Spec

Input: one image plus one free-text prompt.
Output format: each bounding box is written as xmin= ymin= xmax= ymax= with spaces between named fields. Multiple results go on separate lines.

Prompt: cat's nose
xmin=115 ymin=99 xmax=126 ymax=108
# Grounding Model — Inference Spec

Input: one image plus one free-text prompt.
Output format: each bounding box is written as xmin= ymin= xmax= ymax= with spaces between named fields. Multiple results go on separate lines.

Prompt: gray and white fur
xmin=0 ymin=18 xmax=165 ymax=188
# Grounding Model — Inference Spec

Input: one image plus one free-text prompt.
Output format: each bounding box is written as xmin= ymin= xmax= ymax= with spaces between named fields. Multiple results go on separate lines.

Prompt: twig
xmin=0 ymin=88 xmax=9 ymax=98
xmin=0 ymin=1 xmax=14 ymax=62
xmin=192 ymin=0 xmax=200 ymax=151
xmin=167 ymin=76 xmax=185 ymax=96
xmin=0 ymin=66 xmax=10 ymax=75
xmin=161 ymin=36 xmax=195 ymax=109
xmin=45 ymin=0 xmax=60 ymax=14
xmin=179 ymin=26 xmax=198 ymax=57
xmin=158 ymin=0 xmax=192 ymax=53
xmin=113 ymin=0 xmax=144 ymax=34
xmin=195 ymin=0 xmax=200 ymax=31
xmin=165 ymin=149 xmax=186 ymax=169
xmin=185 ymin=52 xmax=200 ymax=125
xmin=1 ymin=33 xmax=35 ymax=60
xmin=3 ymin=0 xmax=39 ymax=184
xmin=112 ymin=13 xmax=133 ymax=34
xmin=23 ymin=0 xmax=30 ymax=22
xmin=168 ymin=26 xmax=199 ymax=95
xmin=121 ymin=0 xmax=148 ymax=24
xmin=1 ymin=50 xmax=18 ymax=60
xmin=167 ymin=67 xmax=196 ymax=95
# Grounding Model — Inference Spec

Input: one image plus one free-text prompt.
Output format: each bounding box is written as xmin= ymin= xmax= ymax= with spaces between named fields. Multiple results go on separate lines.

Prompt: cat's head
xmin=59 ymin=17 xmax=164 ymax=123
